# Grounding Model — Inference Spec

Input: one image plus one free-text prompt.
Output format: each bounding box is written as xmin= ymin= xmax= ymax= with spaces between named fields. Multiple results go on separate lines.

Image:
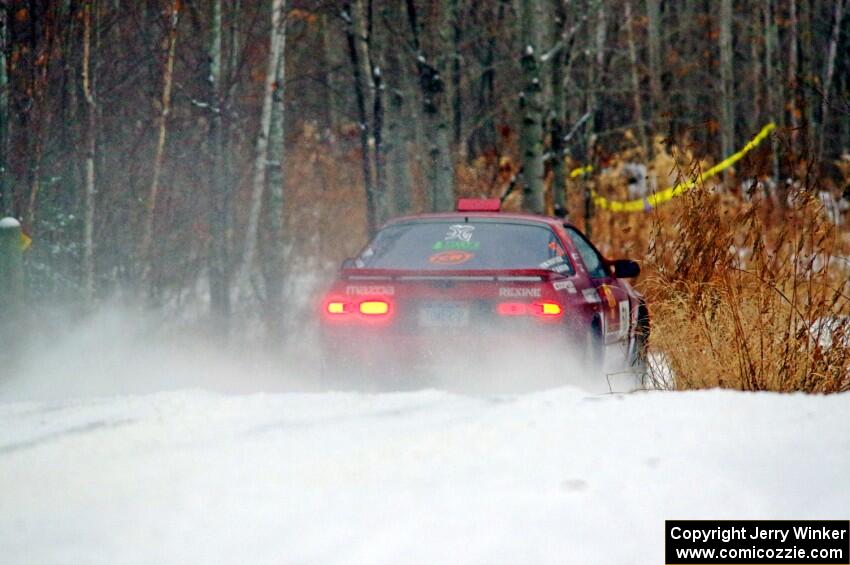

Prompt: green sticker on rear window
xmin=433 ymin=240 xmax=481 ymax=251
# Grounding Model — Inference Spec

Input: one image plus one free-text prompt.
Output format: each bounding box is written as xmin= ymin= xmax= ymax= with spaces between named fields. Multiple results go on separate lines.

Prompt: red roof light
xmin=457 ymin=198 xmax=501 ymax=213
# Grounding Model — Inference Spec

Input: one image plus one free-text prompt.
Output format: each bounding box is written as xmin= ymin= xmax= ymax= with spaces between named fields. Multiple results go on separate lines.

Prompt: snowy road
xmin=1 ymin=386 xmax=849 ymax=564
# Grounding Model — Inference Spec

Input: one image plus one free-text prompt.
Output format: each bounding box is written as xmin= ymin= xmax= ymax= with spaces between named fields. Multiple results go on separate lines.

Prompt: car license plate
xmin=418 ymin=303 xmax=470 ymax=328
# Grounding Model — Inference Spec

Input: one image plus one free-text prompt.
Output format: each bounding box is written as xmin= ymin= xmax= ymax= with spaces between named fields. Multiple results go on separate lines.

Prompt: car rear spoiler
xmin=341 ymin=267 xmax=558 ymax=282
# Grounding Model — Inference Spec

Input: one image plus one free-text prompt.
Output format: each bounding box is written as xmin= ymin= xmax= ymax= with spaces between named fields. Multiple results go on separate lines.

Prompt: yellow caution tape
xmin=20 ymin=233 xmax=32 ymax=251
xmin=568 ymin=122 xmax=777 ymax=213
xmin=569 ymin=165 xmax=594 ymax=178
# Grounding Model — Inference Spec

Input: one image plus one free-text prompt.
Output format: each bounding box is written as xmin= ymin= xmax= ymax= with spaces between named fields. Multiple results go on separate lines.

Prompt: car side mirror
xmin=341 ymin=257 xmax=355 ymax=270
xmin=610 ymin=259 xmax=640 ymax=279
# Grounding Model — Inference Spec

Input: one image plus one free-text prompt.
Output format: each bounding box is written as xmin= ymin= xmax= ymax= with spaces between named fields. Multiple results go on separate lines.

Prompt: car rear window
xmin=355 ymin=221 xmax=574 ymax=273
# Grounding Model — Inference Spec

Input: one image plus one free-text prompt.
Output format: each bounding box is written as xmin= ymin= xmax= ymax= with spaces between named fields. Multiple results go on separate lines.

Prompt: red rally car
xmin=319 ymin=198 xmax=649 ymax=382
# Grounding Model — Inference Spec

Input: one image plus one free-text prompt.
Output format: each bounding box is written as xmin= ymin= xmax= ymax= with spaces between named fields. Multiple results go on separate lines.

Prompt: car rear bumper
xmin=319 ymin=322 xmax=579 ymax=375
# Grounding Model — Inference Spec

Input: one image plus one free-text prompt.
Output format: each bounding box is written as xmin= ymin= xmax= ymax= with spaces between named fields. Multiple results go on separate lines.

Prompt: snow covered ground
xmin=1 ymin=309 xmax=848 ymax=564
xmin=2 ymin=385 xmax=849 ymax=564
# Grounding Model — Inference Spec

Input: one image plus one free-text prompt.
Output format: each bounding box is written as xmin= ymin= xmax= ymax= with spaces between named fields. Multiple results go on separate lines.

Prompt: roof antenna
xmin=553 ymin=204 xmax=568 ymax=219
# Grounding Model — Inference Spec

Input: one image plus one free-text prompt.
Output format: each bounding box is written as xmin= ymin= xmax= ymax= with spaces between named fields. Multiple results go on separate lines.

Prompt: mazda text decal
xmin=346 ymin=285 xmax=395 ymax=296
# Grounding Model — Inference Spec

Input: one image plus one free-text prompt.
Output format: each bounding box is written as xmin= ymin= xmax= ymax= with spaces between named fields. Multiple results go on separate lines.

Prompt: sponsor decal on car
xmin=346 ymin=285 xmax=396 ymax=296
xmin=618 ymin=300 xmax=630 ymax=339
xmin=571 ymin=253 xmax=585 ymax=272
xmin=445 ymin=224 xmax=476 ymax=242
xmin=429 ymin=251 xmax=474 ymax=265
xmin=499 ymin=287 xmax=542 ymax=298
xmin=582 ymin=288 xmax=601 ymax=303
xmin=553 ymin=280 xmax=577 ymax=293
xmin=433 ymin=240 xmax=481 ymax=251
xmin=539 ymin=256 xmax=566 ymax=269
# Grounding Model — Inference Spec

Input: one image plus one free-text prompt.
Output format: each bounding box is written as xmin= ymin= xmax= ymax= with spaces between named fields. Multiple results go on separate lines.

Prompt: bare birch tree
xmin=239 ymin=0 xmax=286 ymax=295
xmin=263 ymin=0 xmax=288 ymax=342
xmin=0 ymin=4 xmax=8 ymax=216
xmin=405 ymin=0 xmax=454 ymax=212
xmin=207 ymin=0 xmax=230 ymax=332
xmin=518 ymin=0 xmax=545 ymax=214
xmin=82 ymin=0 xmax=97 ymax=304
xmin=343 ymin=0 xmax=384 ymax=234
xmin=140 ymin=0 xmax=180 ymax=283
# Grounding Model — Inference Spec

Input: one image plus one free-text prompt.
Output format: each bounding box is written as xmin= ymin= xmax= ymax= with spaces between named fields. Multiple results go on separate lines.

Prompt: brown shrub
xmin=641 ymin=185 xmax=850 ymax=393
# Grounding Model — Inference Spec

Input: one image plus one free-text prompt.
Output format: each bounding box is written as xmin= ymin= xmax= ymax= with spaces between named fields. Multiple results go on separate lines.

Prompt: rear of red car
xmin=318 ymin=211 xmax=604 ymax=382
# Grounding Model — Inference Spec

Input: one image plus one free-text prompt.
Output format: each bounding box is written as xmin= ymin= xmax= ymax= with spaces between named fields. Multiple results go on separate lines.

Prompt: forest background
xmin=0 ymin=0 xmax=848 ymax=390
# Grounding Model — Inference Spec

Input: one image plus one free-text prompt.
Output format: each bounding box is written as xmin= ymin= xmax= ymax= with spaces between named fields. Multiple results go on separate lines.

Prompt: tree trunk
xmin=586 ymin=1 xmax=606 ymax=140
xmin=450 ymin=0 xmax=462 ymax=148
xmin=82 ymin=0 xmax=97 ymax=305
xmin=518 ymin=0 xmax=545 ymax=214
xmin=625 ymin=0 xmax=648 ymax=157
xmin=549 ymin=0 xmax=567 ymax=216
xmin=646 ymin=0 xmax=663 ymax=121
xmin=363 ymin=0 xmax=386 ymax=226
xmin=383 ymin=0 xmax=413 ymax=218
xmin=140 ymin=0 xmax=180 ymax=285
xmin=239 ymin=0 xmax=286 ymax=295
xmin=405 ymin=0 xmax=454 ymax=212
xmin=385 ymin=85 xmax=412 ymax=217
xmin=751 ymin=6 xmax=762 ymax=131
xmin=468 ymin=2 xmax=502 ymax=158
xmin=817 ymin=0 xmax=846 ymax=162
xmin=207 ymin=0 xmax=231 ymax=334
xmin=320 ymin=12 xmax=340 ymax=131
xmin=763 ymin=0 xmax=781 ymax=183
xmin=787 ymin=0 xmax=800 ymax=154
xmin=0 ymin=5 xmax=8 ymax=216
xmin=371 ymin=64 xmax=386 ymax=225
xmin=262 ymin=0 xmax=287 ymax=343
xmin=719 ymin=0 xmax=735 ymax=165
xmin=344 ymin=0 xmax=378 ymax=233
xmin=799 ymin=0 xmax=815 ymax=154
xmin=228 ymin=0 xmax=241 ymax=100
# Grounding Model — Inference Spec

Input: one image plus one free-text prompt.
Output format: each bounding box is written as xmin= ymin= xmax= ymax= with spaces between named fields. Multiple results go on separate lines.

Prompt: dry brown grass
xmin=634 ymin=160 xmax=850 ymax=393
xmin=646 ymin=206 xmax=850 ymax=392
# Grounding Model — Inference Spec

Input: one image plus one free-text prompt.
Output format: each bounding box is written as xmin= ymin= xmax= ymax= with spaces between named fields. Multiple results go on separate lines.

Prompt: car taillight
xmin=359 ymin=300 xmax=390 ymax=316
xmin=497 ymin=301 xmax=563 ymax=318
xmin=534 ymin=302 xmax=563 ymax=316
xmin=326 ymin=301 xmax=350 ymax=315
xmin=497 ymin=302 xmax=528 ymax=316
xmin=323 ymin=296 xmax=393 ymax=322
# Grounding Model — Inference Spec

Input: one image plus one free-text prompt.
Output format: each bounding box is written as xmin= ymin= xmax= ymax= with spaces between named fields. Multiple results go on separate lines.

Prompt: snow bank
xmin=1 ymin=387 xmax=848 ymax=564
